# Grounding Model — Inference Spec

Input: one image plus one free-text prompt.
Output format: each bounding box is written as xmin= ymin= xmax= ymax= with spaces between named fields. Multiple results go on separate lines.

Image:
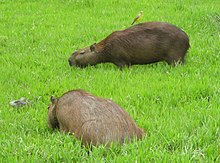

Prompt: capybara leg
xmin=165 ymin=50 xmax=185 ymax=66
xmin=165 ymin=57 xmax=184 ymax=66
xmin=81 ymin=143 xmax=92 ymax=155
xmin=114 ymin=61 xmax=129 ymax=70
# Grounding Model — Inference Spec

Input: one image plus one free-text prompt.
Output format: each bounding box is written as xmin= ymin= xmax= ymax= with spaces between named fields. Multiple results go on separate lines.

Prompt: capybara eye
xmin=80 ymin=51 xmax=85 ymax=54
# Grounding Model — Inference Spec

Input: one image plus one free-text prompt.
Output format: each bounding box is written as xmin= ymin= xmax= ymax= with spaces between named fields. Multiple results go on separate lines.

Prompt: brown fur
xmin=68 ymin=22 xmax=190 ymax=69
xmin=48 ymin=89 xmax=144 ymax=146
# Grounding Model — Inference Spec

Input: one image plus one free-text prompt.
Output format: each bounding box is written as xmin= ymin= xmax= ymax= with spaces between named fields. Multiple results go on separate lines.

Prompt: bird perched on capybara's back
xmin=48 ymin=89 xmax=144 ymax=147
xmin=68 ymin=22 xmax=190 ymax=69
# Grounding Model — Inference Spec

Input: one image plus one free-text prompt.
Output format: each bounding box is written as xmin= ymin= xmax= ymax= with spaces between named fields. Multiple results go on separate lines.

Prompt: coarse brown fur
xmin=48 ymin=89 xmax=144 ymax=147
xmin=68 ymin=22 xmax=190 ymax=69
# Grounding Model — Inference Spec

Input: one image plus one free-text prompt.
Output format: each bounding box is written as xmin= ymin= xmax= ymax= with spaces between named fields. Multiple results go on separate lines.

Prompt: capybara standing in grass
xmin=48 ymin=89 xmax=144 ymax=146
xmin=68 ymin=22 xmax=190 ymax=69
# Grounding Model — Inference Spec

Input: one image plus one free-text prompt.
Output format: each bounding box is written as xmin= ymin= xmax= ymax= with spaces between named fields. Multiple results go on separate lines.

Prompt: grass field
xmin=0 ymin=0 xmax=220 ymax=162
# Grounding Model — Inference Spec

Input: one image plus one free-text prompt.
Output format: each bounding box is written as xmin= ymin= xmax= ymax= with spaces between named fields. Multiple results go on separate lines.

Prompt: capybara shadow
xmin=48 ymin=89 xmax=144 ymax=147
xmin=68 ymin=22 xmax=190 ymax=69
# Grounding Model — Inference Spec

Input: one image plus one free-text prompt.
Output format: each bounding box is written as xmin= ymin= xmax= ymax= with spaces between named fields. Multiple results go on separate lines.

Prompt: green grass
xmin=0 ymin=0 xmax=220 ymax=162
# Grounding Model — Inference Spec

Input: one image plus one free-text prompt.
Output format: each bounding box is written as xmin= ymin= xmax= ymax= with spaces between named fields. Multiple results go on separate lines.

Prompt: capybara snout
xmin=68 ymin=58 xmax=72 ymax=66
xmin=48 ymin=89 xmax=144 ymax=146
xmin=68 ymin=22 xmax=190 ymax=69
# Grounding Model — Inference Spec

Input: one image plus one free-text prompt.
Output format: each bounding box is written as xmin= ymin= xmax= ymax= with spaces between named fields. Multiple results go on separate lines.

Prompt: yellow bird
xmin=131 ymin=11 xmax=144 ymax=25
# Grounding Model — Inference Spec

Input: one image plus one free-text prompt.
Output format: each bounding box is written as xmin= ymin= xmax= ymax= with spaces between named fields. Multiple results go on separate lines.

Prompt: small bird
xmin=131 ymin=11 xmax=144 ymax=25
xmin=9 ymin=97 xmax=28 ymax=107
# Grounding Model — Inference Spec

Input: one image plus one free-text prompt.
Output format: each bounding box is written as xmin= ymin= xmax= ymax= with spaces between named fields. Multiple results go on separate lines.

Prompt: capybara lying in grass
xmin=48 ymin=89 xmax=144 ymax=146
xmin=68 ymin=22 xmax=190 ymax=69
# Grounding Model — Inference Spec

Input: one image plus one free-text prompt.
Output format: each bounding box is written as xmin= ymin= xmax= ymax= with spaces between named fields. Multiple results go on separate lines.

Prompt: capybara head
xmin=48 ymin=96 xmax=59 ymax=129
xmin=68 ymin=43 xmax=98 ymax=67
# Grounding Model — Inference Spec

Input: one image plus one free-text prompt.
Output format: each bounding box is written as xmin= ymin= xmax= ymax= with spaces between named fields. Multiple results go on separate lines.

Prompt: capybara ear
xmin=50 ymin=96 xmax=57 ymax=104
xmin=90 ymin=43 xmax=96 ymax=52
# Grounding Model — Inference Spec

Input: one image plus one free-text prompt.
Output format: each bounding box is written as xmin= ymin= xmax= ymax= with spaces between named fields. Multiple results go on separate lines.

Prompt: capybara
xmin=68 ymin=22 xmax=190 ymax=69
xmin=48 ymin=89 xmax=144 ymax=146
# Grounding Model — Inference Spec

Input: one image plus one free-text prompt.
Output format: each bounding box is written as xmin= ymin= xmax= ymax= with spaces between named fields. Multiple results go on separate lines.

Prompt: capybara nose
xmin=68 ymin=59 xmax=73 ymax=66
